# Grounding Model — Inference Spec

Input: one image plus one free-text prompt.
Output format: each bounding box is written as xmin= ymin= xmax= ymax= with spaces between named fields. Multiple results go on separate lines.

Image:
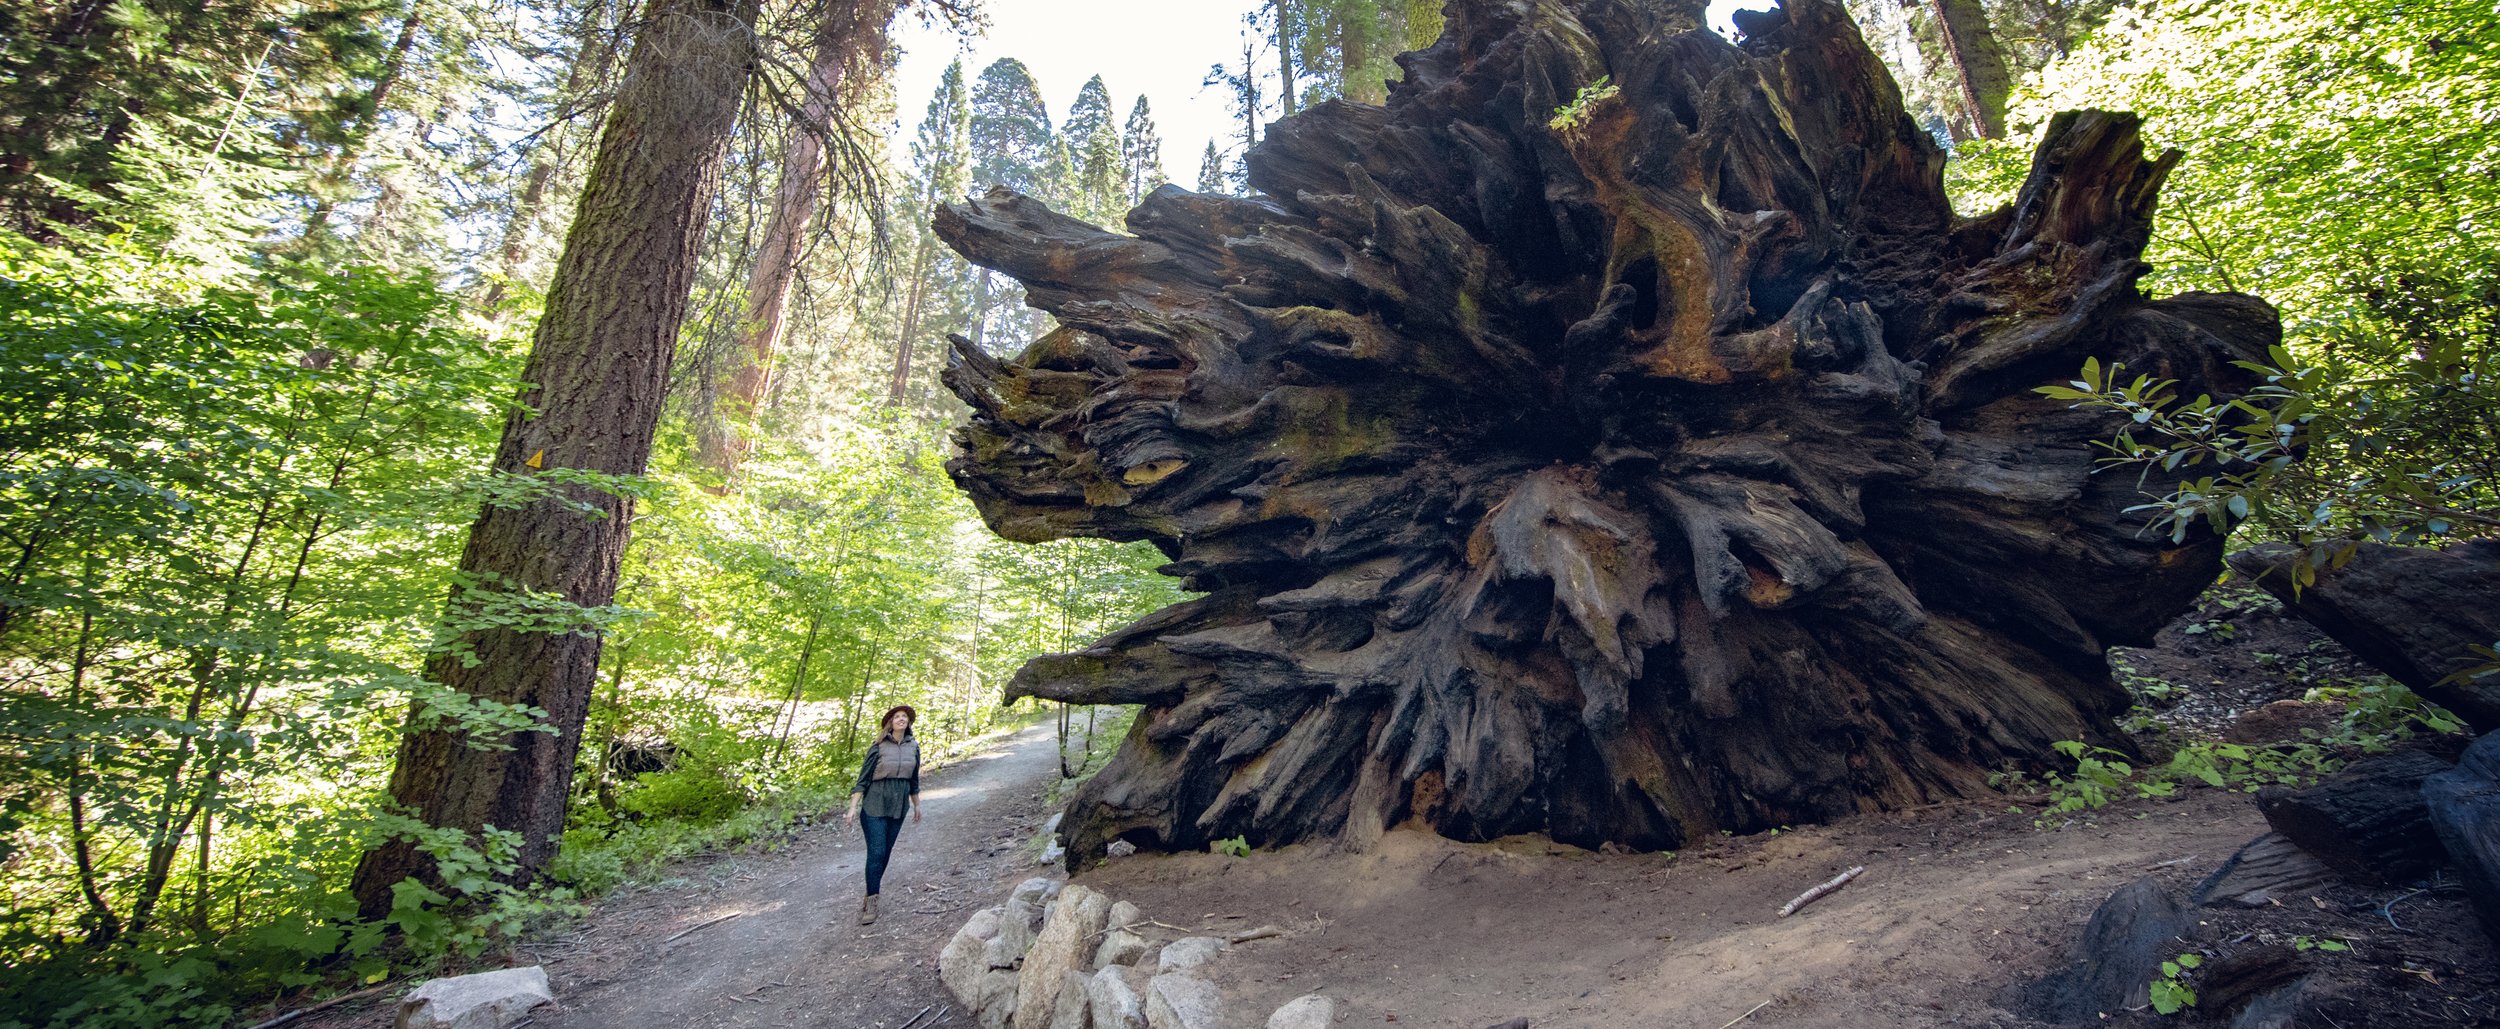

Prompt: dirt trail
xmin=313 ymin=722 xmax=1062 ymax=1029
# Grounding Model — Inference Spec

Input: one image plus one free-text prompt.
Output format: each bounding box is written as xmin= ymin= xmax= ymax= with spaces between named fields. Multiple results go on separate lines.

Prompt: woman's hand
xmin=845 ymin=797 xmax=860 ymax=823
xmin=911 ymin=804 xmax=922 ymax=825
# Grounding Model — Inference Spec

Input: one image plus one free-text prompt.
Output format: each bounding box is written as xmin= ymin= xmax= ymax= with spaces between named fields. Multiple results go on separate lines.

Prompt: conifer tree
xmin=890 ymin=59 xmax=975 ymax=404
xmin=1196 ymin=140 xmax=1230 ymax=194
xmin=1120 ymin=96 xmax=1167 ymax=204
xmin=352 ymin=0 xmax=766 ymax=914
xmin=967 ymin=58 xmax=1055 ymax=351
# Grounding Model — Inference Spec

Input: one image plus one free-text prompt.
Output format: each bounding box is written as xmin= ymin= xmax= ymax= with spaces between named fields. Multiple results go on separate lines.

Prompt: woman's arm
xmin=846 ymin=746 xmax=879 ymax=820
xmin=907 ymin=742 xmax=922 ymax=822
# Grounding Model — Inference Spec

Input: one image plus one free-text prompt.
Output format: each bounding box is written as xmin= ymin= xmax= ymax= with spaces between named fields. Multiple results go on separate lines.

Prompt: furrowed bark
xmin=937 ymin=0 xmax=2279 ymax=869
xmin=352 ymin=0 xmax=763 ymax=918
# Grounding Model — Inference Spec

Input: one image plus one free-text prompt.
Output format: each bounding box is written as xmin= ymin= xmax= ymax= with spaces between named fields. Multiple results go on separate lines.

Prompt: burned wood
xmin=937 ymin=0 xmax=2279 ymax=867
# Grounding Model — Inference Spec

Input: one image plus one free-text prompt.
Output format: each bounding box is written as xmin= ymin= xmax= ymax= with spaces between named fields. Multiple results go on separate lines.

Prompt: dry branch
xmin=1778 ymin=865 xmax=1867 ymax=917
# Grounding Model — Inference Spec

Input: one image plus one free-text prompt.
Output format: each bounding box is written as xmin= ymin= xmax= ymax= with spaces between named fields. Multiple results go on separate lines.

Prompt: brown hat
xmin=878 ymin=705 xmax=917 ymax=738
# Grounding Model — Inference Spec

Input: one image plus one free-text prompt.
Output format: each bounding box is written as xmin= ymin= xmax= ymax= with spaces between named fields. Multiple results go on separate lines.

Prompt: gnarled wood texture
xmin=937 ymin=0 xmax=2280 ymax=868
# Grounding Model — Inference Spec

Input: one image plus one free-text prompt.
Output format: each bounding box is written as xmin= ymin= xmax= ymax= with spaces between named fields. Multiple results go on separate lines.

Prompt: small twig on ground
xmin=2146 ymin=855 xmax=2198 ymax=870
xmin=895 ymin=1003 xmax=937 ymax=1029
xmin=242 ymin=979 xmax=401 ymax=1029
xmin=1227 ymin=924 xmax=1285 ymax=944
xmin=665 ymin=911 xmax=741 ymax=943
xmin=1777 ymin=865 xmax=1866 ymax=918
xmin=1717 ymin=998 xmax=1773 ymax=1029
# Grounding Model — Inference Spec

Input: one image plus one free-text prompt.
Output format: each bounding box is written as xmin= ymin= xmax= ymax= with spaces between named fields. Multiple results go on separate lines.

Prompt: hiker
xmin=845 ymin=704 xmax=922 ymax=925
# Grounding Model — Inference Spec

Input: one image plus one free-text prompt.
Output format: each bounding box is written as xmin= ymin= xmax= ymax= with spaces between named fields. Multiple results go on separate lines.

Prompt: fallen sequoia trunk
xmin=936 ymin=0 xmax=2281 ymax=867
xmin=2229 ymin=539 xmax=2500 ymax=732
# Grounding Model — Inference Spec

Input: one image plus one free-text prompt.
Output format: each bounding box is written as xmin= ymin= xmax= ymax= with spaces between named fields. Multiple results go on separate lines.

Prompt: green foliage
xmin=2293 ymin=935 xmax=2351 ymax=953
xmin=1212 ymin=835 xmax=1253 ymax=858
xmin=1547 ymin=76 xmax=1619 ymax=133
xmin=1963 ymin=0 xmax=2500 ymax=574
xmin=2008 ymin=678 xmax=2464 ymax=823
xmin=2150 ymin=952 xmax=2204 ymax=1015
xmin=2037 ymin=352 xmax=2499 ymax=567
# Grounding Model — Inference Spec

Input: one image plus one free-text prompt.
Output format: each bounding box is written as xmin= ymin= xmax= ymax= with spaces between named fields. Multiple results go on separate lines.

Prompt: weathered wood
xmin=2255 ymin=750 xmax=2451 ymax=884
xmin=2231 ymin=539 xmax=2500 ymax=733
xmin=938 ymin=0 xmax=2278 ymax=867
xmin=2425 ymin=731 xmax=2500 ymax=940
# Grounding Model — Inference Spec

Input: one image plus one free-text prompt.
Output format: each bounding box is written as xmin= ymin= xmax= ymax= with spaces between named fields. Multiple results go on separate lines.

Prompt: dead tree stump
xmin=936 ymin=0 xmax=2281 ymax=867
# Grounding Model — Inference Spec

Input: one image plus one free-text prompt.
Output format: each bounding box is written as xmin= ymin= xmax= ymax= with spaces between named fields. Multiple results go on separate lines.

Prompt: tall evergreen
xmin=969 ymin=58 xmax=1054 ymax=193
xmin=1196 ymin=139 xmax=1230 ymax=195
xmin=890 ymin=60 xmax=977 ymax=405
xmin=1120 ymin=96 xmax=1167 ymax=204
xmin=966 ymin=58 xmax=1056 ymax=353
xmin=0 ymin=1 xmax=393 ymax=236
xmin=352 ymin=0 xmax=768 ymax=915
xmin=1064 ymin=76 xmax=1115 ymax=151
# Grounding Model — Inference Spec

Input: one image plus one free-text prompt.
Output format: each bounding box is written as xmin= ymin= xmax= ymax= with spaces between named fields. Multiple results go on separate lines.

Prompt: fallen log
xmin=938 ymin=0 xmax=2278 ymax=867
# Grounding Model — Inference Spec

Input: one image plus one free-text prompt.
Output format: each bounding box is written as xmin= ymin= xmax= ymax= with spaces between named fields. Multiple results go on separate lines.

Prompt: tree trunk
xmin=302 ymin=6 xmax=424 ymax=242
xmin=934 ymin=0 xmax=2282 ymax=870
xmin=701 ymin=0 xmax=901 ymax=474
xmin=481 ymin=0 xmax=623 ymax=315
xmin=351 ymin=0 xmax=761 ymax=918
xmin=888 ymin=236 xmax=934 ymax=403
xmin=1929 ymin=0 xmax=2012 ymax=140
xmin=1276 ymin=0 xmax=1298 ymax=117
xmin=1341 ymin=3 xmax=1383 ymax=104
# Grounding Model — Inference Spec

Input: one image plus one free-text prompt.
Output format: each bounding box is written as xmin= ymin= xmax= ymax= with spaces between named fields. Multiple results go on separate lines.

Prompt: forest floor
xmin=297 ymin=591 xmax=2500 ymax=1029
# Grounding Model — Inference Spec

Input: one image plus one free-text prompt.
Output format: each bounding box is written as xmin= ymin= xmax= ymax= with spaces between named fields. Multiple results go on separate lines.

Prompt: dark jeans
xmin=861 ymin=814 xmax=903 ymax=896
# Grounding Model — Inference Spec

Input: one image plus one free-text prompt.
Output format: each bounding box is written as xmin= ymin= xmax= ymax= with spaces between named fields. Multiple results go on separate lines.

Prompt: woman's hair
xmin=878 ymin=705 xmax=917 ymax=738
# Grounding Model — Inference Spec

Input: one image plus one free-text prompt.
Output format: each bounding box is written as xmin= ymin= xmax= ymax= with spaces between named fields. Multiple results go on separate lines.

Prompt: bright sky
xmin=885 ymin=0 xmax=1780 ymax=190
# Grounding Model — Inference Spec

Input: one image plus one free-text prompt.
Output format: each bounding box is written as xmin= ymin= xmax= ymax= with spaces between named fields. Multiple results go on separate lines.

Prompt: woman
xmin=845 ymin=704 xmax=921 ymax=925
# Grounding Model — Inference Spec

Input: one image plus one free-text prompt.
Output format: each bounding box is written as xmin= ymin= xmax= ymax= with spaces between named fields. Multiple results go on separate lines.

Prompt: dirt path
xmin=313 ymin=722 xmax=1064 ymax=1029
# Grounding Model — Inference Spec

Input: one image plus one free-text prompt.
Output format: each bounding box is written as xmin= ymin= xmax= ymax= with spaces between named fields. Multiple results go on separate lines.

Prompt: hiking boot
xmin=858 ymin=895 xmax=878 ymax=925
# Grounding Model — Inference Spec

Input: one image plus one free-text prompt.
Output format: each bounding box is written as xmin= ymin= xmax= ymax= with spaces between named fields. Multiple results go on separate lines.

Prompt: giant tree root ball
xmin=937 ymin=0 xmax=2279 ymax=868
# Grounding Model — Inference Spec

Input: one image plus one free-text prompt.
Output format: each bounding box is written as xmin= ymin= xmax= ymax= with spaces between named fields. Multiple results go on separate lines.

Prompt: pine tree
xmin=1061 ymin=77 xmax=1126 ymax=226
xmin=967 ymin=58 xmax=1056 ymax=352
xmin=969 ymin=59 xmax=1054 ymax=193
xmin=703 ymin=0 xmax=903 ymax=473
xmin=351 ymin=0 xmax=767 ymax=914
xmin=1196 ymin=139 xmax=1230 ymax=194
xmin=1064 ymin=76 xmax=1115 ymax=152
xmin=889 ymin=60 xmax=975 ymax=405
xmin=1120 ymin=96 xmax=1166 ymax=204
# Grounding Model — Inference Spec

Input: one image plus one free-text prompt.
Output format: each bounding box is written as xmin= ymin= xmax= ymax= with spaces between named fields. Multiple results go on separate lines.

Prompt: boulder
xmin=2426 ymin=731 xmax=2500 ymax=938
xmin=1267 ymin=994 xmax=1339 ymax=1029
xmin=2191 ymin=834 xmax=2338 ymax=908
xmin=1013 ymin=876 xmax=1063 ymax=908
xmin=941 ymin=906 xmax=1006 ymax=1005
xmin=1155 ymin=936 xmax=1227 ymax=974
xmin=1107 ymin=900 xmax=1142 ymax=929
xmin=2256 ymin=750 xmax=2451 ymax=883
xmin=2230 ymin=540 xmax=2500 ymax=732
xmin=969 ymin=969 xmax=1019 ymax=1029
xmin=1016 ymin=884 xmax=1116 ymax=1029
xmin=1144 ymin=974 xmax=1221 ymax=1029
xmin=2027 ymin=878 xmax=2195 ymax=1022
xmin=1050 ymin=969 xmax=1095 ymax=1029
xmin=1088 ymin=965 xmax=1149 ymax=1029
xmin=396 ymin=966 xmax=554 ymax=1029
xmin=1094 ymin=929 xmax=1150 ymax=970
